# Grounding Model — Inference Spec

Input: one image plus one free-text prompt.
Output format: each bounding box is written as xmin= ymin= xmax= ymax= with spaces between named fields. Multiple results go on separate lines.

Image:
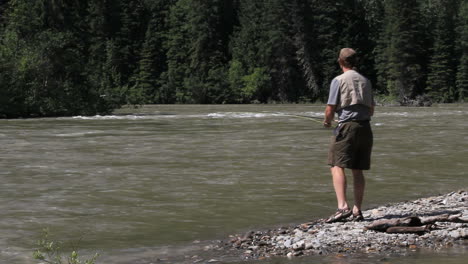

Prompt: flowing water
xmin=1 ymin=104 xmax=467 ymax=264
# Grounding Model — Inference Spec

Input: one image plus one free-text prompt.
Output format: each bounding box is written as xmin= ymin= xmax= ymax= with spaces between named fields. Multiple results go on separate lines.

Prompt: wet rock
xmin=292 ymin=241 xmax=305 ymax=251
xmin=449 ymin=230 xmax=461 ymax=239
xmin=304 ymin=241 xmax=314 ymax=250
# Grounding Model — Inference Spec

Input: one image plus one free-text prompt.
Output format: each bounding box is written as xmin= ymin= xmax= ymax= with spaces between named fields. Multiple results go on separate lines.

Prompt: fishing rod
xmin=271 ymin=112 xmax=329 ymax=124
xmin=272 ymin=112 xmax=341 ymax=128
xmin=285 ymin=114 xmax=324 ymax=124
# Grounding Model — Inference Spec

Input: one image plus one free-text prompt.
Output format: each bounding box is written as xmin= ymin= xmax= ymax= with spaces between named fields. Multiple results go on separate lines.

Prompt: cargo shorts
xmin=327 ymin=120 xmax=373 ymax=170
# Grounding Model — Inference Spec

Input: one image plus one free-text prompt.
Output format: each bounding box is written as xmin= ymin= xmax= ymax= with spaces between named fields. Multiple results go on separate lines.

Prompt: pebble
xmin=220 ymin=190 xmax=468 ymax=260
xmin=292 ymin=241 xmax=305 ymax=251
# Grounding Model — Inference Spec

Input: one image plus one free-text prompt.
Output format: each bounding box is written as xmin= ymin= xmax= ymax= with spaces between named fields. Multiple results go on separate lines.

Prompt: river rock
xmin=292 ymin=241 xmax=305 ymax=251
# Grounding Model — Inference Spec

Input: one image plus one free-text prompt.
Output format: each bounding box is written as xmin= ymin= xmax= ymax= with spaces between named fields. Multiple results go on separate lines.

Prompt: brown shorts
xmin=328 ymin=121 xmax=373 ymax=170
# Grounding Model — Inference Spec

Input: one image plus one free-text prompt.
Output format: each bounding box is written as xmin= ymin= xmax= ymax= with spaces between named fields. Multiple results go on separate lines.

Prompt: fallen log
xmin=419 ymin=214 xmax=450 ymax=224
xmin=386 ymin=225 xmax=432 ymax=234
xmin=366 ymin=213 xmax=468 ymax=233
xmin=365 ymin=216 xmax=422 ymax=232
xmin=418 ymin=214 xmax=468 ymax=224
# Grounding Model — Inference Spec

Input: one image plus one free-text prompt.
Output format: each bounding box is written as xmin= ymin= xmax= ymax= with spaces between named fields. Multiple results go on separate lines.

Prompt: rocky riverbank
xmin=222 ymin=190 xmax=468 ymax=260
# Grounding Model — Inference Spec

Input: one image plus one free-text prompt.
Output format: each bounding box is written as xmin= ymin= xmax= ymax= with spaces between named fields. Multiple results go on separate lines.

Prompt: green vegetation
xmin=1 ymin=0 xmax=467 ymax=117
xmin=33 ymin=229 xmax=99 ymax=264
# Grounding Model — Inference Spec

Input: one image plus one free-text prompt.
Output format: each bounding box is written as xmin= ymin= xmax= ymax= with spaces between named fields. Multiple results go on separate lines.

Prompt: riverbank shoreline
xmin=220 ymin=190 xmax=468 ymax=261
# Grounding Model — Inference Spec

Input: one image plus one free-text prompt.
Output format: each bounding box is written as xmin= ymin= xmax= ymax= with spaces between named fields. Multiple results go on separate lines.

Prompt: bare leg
xmin=331 ymin=166 xmax=349 ymax=209
xmin=351 ymin=169 xmax=365 ymax=214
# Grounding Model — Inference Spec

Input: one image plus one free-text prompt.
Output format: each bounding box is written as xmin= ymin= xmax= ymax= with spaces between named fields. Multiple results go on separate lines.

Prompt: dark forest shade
xmin=0 ymin=0 xmax=467 ymax=118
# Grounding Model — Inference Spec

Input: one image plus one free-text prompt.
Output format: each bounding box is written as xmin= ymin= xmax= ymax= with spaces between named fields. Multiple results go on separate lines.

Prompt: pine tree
xmin=165 ymin=0 xmax=235 ymax=103
xmin=0 ymin=0 xmax=98 ymax=117
xmin=290 ymin=0 xmax=319 ymax=101
xmin=265 ymin=0 xmax=304 ymax=102
xmin=136 ymin=0 xmax=175 ymax=103
xmin=118 ymin=0 xmax=148 ymax=83
xmin=165 ymin=0 xmax=194 ymax=103
xmin=339 ymin=0 xmax=374 ymax=85
xmin=426 ymin=0 xmax=459 ymax=103
xmin=456 ymin=0 xmax=468 ymax=101
xmin=230 ymin=0 xmax=309 ymax=103
xmin=375 ymin=0 xmax=426 ymax=104
xmin=0 ymin=0 xmax=125 ymax=117
xmin=304 ymin=0 xmax=373 ymax=101
xmin=2 ymin=0 xmax=468 ymax=115
xmin=0 ymin=0 xmax=37 ymax=117
xmin=362 ymin=0 xmax=385 ymax=94
xmin=229 ymin=0 xmax=273 ymax=102
xmin=0 ymin=0 xmax=10 ymax=24
xmin=306 ymin=0 xmax=341 ymax=100
xmin=88 ymin=0 xmax=148 ymax=106
xmin=184 ymin=0 xmax=229 ymax=103
xmin=85 ymin=0 xmax=122 ymax=112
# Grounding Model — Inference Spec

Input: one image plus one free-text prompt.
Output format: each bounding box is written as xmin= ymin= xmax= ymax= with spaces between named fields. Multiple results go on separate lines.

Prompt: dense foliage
xmin=0 ymin=0 xmax=467 ymax=117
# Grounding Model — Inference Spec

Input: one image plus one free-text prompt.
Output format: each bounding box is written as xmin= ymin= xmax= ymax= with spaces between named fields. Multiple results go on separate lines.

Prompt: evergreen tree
xmin=230 ymin=0 xmax=308 ymax=103
xmin=85 ymin=0 xmax=122 ymax=111
xmin=266 ymin=0 xmax=305 ymax=102
xmin=184 ymin=0 xmax=230 ymax=103
xmin=456 ymin=0 xmax=468 ymax=101
xmin=110 ymin=0 xmax=148 ymax=105
xmin=165 ymin=0 xmax=194 ymax=103
xmin=0 ymin=0 xmax=10 ymax=24
xmin=375 ymin=0 xmax=426 ymax=104
xmin=118 ymin=0 xmax=148 ymax=83
xmin=306 ymin=0 xmax=341 ymax=100
xmin=0 ymin=0 xmax=119 ymax=117
xmin=165 ymin=0 xmax=235 ymax=103
xmin=136 ymin=0 xmax=174 ymax=104
xmin=290 ymin=0 xmax=319 ymax=101
xmin=426 ymin=0 xmax=459 ymax=103
xmin=0 ymin=0 xmax=99 ymax=117
xmin=87 ymin=0 xmax=148 ymax=106
xmin=229 ymin=0 xmax=270 ymax=102
xmin=305 ymin=0 xmax=372 ymax=101
xmin=2 ymin=0 xmax=468 ymax=118
xmin=361 ymin=0 xmax=385 ymax=93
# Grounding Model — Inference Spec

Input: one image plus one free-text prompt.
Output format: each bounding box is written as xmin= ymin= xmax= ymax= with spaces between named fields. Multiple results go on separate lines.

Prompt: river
xmin=1 ymin=104 xmax=467 ymax=263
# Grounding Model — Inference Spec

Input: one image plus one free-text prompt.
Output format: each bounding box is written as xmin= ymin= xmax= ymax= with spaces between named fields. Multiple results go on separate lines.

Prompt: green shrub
xmin=33 ymin=229 xmax=99 ymax=264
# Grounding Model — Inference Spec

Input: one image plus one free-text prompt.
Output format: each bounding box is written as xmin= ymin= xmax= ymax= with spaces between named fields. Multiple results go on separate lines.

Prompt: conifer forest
xmin=0 ymin=0 xmax=467 ymax=118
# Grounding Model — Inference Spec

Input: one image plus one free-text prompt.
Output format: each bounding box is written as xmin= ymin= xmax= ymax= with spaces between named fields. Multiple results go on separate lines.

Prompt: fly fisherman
xmin=323 ymin=48 xmax=375 ymax=223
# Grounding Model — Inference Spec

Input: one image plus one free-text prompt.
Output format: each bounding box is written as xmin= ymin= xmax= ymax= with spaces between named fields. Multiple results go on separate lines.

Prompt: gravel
xmin=221 ymin=190 xmax=468 ymax=260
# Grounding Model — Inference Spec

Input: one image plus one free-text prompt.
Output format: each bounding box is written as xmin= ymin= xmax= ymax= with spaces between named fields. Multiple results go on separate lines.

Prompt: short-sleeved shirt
xmin=327 ymin=74 xmax=373 ymax=123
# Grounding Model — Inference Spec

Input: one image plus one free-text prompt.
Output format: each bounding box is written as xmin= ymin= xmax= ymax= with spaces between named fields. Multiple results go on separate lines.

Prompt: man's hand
xmin=323 ymin=121 xmax=332 ymax=128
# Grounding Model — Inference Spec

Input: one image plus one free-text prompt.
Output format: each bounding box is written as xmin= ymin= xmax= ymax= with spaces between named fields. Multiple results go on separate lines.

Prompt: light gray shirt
xmin=327 ymin=74 xmax=374 ymax=123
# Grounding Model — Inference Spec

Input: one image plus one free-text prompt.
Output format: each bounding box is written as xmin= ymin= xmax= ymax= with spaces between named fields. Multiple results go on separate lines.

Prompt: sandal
xmin=351 ymin=210 xmax=364 ymax=222
xmin=325 ymin=208 xmax=352 ymax=223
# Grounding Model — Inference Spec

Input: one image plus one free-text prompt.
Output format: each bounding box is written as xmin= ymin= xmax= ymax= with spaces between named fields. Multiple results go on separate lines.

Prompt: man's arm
xmin=325 ymin=78 xmax=339 ymax=127
xmin=324 ymin=104 xmax=336 ymax=128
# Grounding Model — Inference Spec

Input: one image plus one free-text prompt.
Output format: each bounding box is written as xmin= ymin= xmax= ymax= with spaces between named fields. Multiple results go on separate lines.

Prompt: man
xmin=323 ymin=48 xmax=375 ymax=223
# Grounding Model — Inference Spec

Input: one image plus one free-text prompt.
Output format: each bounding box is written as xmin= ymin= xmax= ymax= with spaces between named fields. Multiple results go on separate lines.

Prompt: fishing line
xmin=271 ymin=112 xmax=325 ymax=124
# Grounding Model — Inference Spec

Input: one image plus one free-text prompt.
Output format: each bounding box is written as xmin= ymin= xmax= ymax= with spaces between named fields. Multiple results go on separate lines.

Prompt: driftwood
xmin=386 ymin=225 xmax=433 ymax=234
xmin=365 ymin=216 xmax=422 ymax=232
xmin=420 ymin=214 xmax=468 ymax=224
xmin=365 ymin=214 xmax=468 ymax=234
